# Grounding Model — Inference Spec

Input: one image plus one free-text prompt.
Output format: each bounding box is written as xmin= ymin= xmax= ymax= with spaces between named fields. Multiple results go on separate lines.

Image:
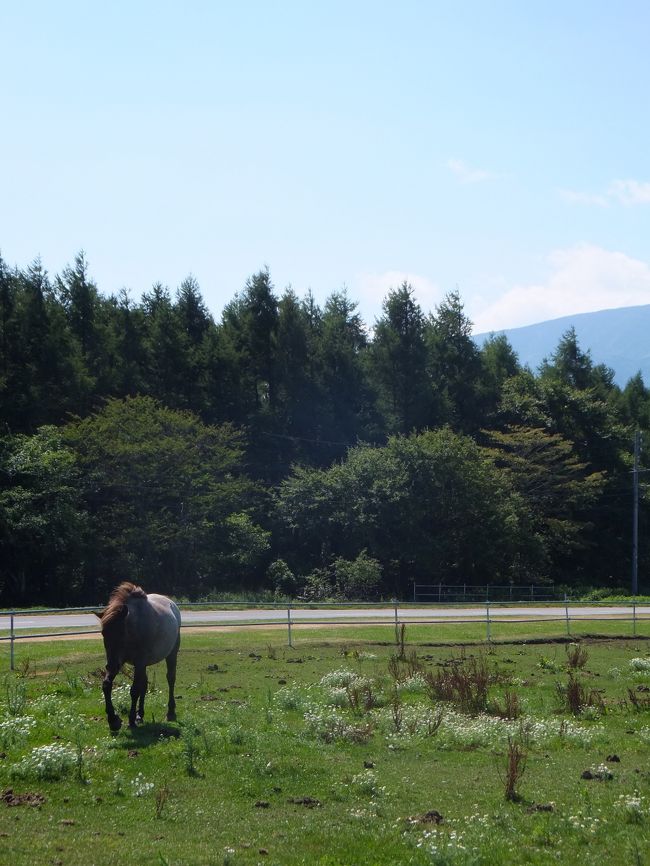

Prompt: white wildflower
xmin=615 ymin=792 xmax=647 ymax=823
xmin=319 ymin=668 xmax=368 ymax=689
xmin=0 ymin=715 xmax=36 ymax=749
xmin=10 ymin=742 xmax=77 ymax=780
xmin=350 ymin=769 xmax=385 ymax=798
xmin=130 ymin=772 xmax=154 ymax=797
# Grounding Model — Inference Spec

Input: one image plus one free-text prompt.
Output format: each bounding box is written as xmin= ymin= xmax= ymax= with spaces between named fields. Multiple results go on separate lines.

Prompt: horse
xmin=96 ymin=582 xmax=181 ymax=732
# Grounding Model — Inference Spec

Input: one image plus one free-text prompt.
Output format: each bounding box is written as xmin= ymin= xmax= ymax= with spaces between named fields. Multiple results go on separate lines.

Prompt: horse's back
xmin=125 ymin=593 xmax=181 ymax=667
xmin=147 ymin=594 xmax=182 ymax=628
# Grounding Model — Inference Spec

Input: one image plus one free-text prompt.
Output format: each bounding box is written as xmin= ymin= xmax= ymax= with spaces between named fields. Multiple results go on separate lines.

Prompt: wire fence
xmin=1 ymin=599 xmax=649 ymax=670
xmin=412 ymin=583 xmax=559 ymax=602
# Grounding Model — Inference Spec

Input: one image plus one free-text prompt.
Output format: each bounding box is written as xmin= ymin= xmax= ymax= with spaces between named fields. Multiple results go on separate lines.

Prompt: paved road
xmin=2 ymin=604 xmax=648 ymax=633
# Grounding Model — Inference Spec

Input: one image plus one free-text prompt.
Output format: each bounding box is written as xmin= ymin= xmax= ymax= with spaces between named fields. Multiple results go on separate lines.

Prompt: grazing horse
xmin=96 ymin=582 xmax=181 ymax=732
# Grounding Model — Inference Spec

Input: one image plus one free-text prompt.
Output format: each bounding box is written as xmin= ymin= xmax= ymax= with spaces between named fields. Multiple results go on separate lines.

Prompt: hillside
xmin=474 ymin=304 xmax=650 ymax=386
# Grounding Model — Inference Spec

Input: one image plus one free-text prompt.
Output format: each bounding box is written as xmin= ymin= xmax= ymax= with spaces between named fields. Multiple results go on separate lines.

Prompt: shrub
xmin=302 ymin=568 xmax=335 ymax=601
xmin=333 ymin=551 xmax=382 ymax=601
xmin=267 ymin=559 xmax=299 ymax=597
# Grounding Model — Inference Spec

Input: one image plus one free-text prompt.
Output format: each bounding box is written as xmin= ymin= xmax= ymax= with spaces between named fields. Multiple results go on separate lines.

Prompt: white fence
xmin=1 ymin=600 xmax=648 ymax=671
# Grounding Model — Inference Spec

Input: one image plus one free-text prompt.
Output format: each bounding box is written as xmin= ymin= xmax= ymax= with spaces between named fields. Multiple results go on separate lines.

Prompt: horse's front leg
xmin=102 ymin=665 xmax=122 ymax=732
xmin=129 ymin=666 xmax=147 ymax=727
xmin=165 ymin=639 xmax=180 ymax=722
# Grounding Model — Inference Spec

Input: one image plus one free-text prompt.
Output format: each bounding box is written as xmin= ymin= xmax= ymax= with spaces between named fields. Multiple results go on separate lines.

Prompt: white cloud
xmin=561 ymin=178 xmax=650 ymax=207
xmin=447 ymin=158 xmax=494 ymax=185
xmin=471 ymin=244 xmax=650 ymax=333
xmin=558 ymin=188 xmax=609 ymax=207
xmin=356 ymin=270 xmax=443 ymax=323
xmin=608 ymin=179 xmax=650 ymax=205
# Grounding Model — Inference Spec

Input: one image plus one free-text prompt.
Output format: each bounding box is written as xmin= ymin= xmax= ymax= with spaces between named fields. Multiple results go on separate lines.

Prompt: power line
xmin=633 ymin=430 xmax=641 ymax=595
xmin=259 ymin=430 xmax=372 ymax=448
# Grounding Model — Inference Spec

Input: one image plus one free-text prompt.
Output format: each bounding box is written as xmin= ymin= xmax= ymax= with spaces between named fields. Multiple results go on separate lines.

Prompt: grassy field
xmin=1 ymin=626 xmax=650 ymax=865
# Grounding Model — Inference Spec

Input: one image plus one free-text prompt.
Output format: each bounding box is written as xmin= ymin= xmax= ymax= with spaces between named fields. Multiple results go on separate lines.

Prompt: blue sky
xmin=3 ymin=1 xmax=650 ymax=332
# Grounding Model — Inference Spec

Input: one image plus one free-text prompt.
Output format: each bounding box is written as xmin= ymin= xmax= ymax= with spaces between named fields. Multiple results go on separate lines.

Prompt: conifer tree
xmin=369 ymin=282 xmax=432 ymax=434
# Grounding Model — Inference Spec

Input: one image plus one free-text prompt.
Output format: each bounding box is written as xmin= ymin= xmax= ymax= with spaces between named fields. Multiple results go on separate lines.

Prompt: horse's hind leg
xmin=137 ymin=670 xmax=148 ymax=723
xmin=129 ymin=666 xmax=147 ymax=727
xmin=165 ymin=637 xmax=180 ymax=722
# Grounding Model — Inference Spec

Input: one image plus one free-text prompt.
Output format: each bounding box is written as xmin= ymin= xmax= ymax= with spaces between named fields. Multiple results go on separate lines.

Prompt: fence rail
xmin=413 ymin=583 xmax=559 ymax=602
xmin=2 ymin=599 xmax=649 ymax=671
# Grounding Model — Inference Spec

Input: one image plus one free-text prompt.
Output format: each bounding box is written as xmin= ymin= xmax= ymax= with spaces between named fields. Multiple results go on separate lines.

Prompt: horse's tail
xmin=100 ymin=582 xmax=148 ymax=625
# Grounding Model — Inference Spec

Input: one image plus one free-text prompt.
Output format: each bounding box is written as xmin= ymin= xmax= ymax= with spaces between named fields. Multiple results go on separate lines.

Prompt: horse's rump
xmin=124 ymin=592 xmax=181 ymax=667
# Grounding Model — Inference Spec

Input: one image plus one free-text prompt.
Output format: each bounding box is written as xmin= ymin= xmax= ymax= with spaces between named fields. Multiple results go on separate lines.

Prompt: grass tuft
xmin=501 ymin=735 xmax=527 ymax=801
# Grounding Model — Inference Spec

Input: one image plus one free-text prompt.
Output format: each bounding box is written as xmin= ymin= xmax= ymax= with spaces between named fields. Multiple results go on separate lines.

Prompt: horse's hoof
xmin=108 ymin=716 xmax=122 ymax=732
xmin=166 ymin=711 xmax=177 ymax=722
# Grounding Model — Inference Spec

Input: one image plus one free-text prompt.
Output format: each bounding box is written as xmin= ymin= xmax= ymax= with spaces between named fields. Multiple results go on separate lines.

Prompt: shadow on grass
xmin=112 ymin=721 xmax=181 ymax=749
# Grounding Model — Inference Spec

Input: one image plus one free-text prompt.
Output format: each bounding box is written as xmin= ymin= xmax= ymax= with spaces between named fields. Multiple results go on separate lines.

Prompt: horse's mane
xmin=101 ymin=581 xmax=147 ymax=627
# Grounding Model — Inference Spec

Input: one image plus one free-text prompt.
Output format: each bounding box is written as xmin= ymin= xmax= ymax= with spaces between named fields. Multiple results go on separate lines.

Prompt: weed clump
xmin=626 ymin=688 xmax=650 ymax=711
xmin=566 ymin=643 xmax=589 ymax=670
xmin=4 ymin=676 xmax=28 ymax=716
xmin=425 ymin=655 xmax=495 ymax=716
xmin=492 ymin=689 xmax=522 ymax=720
xmin=500 ymin=736 xmax=527 ymax=801
xmin=556 ymin=672 xmax=605 ymax=716
xmin=155 ymin=782 xmax=171 ymax=818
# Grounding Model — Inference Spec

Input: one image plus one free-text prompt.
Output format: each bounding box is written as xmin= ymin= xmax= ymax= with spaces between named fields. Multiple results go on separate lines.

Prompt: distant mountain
xmin=474 ymin=305 xmax=650 ymax=387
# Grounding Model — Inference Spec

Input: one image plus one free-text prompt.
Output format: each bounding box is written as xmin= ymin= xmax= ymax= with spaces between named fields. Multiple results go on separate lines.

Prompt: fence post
xmin=394 ymin=599 xmax=399 ymax=636
xmin=287 ymin=604 xmax=293 ymax=648
xmin=413 ymin=583 xmax=416 ymax=602
xmin=438 ymin=582 xmax=442 ymax=603
xmin=530 ymin=584 xmax=534 ymax=602
xmin=486 ymin=601 xmax=491 ymax=642
xmin=564 ymin=594 xmax=570 ymax=636
xmin=633 ymin=599 xmax=637 ymax=636
xmin=10 ymin=612 xmax=15 ymax=672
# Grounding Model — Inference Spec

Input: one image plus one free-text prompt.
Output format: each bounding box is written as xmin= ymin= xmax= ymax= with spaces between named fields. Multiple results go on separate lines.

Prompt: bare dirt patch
xmin=2 ymin=788 xmax=46 ymax=807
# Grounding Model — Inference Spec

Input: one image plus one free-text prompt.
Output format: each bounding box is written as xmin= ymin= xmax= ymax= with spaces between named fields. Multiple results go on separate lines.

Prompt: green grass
xmin=1 ymin=630 xmax=650 ymax=864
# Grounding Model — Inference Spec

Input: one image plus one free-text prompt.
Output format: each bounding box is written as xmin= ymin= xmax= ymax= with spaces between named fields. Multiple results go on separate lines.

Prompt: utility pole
xmin=632 ymin=430 xmax=641 ymax=596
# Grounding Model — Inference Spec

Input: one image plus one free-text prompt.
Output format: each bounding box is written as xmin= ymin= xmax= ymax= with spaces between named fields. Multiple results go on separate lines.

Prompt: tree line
xmin=0 ymin=252 xmax=648 ymax=605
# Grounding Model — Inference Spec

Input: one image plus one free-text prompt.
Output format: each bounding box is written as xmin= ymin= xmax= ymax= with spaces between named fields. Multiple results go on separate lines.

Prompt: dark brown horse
xmin=96 ymin=582 xmax=181 ymax=732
